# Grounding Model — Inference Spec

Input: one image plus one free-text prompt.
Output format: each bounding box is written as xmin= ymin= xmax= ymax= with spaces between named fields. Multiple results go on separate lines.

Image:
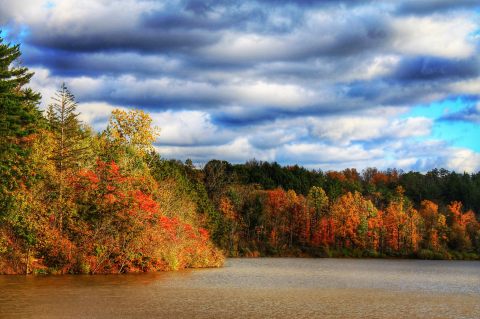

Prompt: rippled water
xmin=1 ymin=258 xmax=479 ymax=318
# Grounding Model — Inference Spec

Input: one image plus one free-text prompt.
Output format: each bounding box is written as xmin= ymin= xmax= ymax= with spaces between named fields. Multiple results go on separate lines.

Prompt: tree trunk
xmin=25 ymin=247 xmax=30 ymax=275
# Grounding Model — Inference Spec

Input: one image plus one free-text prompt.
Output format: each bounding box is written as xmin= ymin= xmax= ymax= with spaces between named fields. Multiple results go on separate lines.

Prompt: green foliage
xmin=233 ymin=160 xmax=325 ymax=195
xmin=307 ymin=186 xmax=328 ymax=217
xmin=148 ymin=156 xmax=229 ymax=251
xmin=0 ymin=34 xmax=43 ymax=214
xmin=47 ymin=83 xmax=87 ymax=172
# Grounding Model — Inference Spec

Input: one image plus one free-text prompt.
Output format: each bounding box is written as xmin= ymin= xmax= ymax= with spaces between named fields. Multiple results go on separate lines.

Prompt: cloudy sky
xmin=2 ymin=0 xmax=480 ymax=172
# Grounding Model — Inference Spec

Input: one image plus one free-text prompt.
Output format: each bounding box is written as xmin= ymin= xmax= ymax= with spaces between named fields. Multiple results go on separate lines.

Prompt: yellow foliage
xmin=107 ymin=109 xmax=160 ymax=156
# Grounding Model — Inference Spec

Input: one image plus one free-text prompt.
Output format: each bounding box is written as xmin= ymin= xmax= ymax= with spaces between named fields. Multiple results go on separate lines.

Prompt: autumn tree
xmin=70 ymin=159 xmax=223 ymax=273
xmin=404 ymin=206 xmax=422 ymax=253
xmin=307 ymin=186 xmax=329 ymax=245
xmin=264 ymin=188 xmax=289 ymax=250
xmin=383 ymin=201 xmax=403 ymax=253
xmin=203 ymin=160 xmax=234 ymax=204
xmin=383 ymin=187 xmax=422 ymax=254
xmin=105 ymin=109 xmax=160 ymax=164
xmin=367 ymin=209 xmax=384 ymax=253
xmin=447 ymin=201 xmax=479 ymax=252
xmin=219 ymin=196 xmax=240 ymax=255
xmin=331 ymin=192 xmax=376 ymax=250
xmin=285 ymin=190 xmax=300 ymax=247
xmin=420 ymin=200 xmax=445 ymax=251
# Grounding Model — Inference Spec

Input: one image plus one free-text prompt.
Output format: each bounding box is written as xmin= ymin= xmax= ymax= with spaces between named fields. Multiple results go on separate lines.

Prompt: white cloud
xmin=33 ymin=72 xmax=325 ymax=110
xmin=4 ymin=0 xmax=156 ymax=33
xmin=226 ymin=81 xmax=315 ymax=108
xmin=77 ymin=102 xmax=127 ymax=130
xmin=29 ymin=67 xmax=59 ymax=109
xmin=281 ymin=143 xmax=384 ymax=164
xmin=152 ymin=110 xmax=232 ymax=146
xmin=391 ymin=15 xmax=476 ymax=58
xmin=446 ymin=147 xmax=480 ymax=173
xmin=449 ymin=78 xmax=480 ymax=95
xmin=343 ymin=55 xmax=401 ymax=81
xmin=389 ymin=117 xmax=432 ymax=138
xmin=309 ymin=116 xmax=432 ymax=145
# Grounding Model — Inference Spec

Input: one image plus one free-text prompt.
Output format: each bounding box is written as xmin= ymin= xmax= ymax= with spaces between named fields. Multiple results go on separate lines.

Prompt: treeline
xmin=206 ymin=160 xmax=480 ymax=214
xmin=157 ymin=159 xmax=478 ymax=260
xmin=0 ymin=37 xmax=223 ymax=274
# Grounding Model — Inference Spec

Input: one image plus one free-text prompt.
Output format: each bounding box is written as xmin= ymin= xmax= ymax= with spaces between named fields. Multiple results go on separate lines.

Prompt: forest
xmin=1 ymin=36 xmax=479 ymax=274
xmin=200 ymin=159 xmax=480 ymax=259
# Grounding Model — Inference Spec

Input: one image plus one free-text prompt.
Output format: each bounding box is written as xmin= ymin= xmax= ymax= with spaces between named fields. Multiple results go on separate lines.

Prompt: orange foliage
xmin=331 ymin=192 xmax=361 ymax=248
xmin=327 ymin=171 xmax=346 ymax=182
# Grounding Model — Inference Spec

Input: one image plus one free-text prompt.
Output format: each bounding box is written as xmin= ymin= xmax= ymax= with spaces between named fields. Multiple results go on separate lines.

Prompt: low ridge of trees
xmin=201 ymin=161 xmax=480 ymax=259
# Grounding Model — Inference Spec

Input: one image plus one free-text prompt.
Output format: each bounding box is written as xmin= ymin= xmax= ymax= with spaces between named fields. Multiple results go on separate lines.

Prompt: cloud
xmin=396 ymin=0 xmax=480 ymax=15
xmin=18 ymin=1 xmax=219 ymax=54
xmin=198 ymin=9 xmax=392 ymax=64
xmin=23 ymin=48 xmax=184 ymax=77
xmin=156 ymin=137 xmax=276 ymax=164
xmin=3 ymin=0 xmax=480 ymax=172
xmin=77 ymin=102 xmax=128 ymax=130
xmin=152 ymin=110 xmax=233 ymax=146
xmin=440 ymin=103 xmax=480 ymax=123
xmin=449 ymin=78 xmax=480 ymax=95
xmin=391 ymin=56 xmax=479 ymax=82
xmin=390 ymin=15 xmax=477 ymax=58
xmin=280 ymin=143 xmax=384 ymax=165
xmin=445 ymin=147 xmax=480 ymax=173
xmin=394 ymin=140 xmax=480 ymax=173
xmin=309 ymin=116 xmax=432 ymax=145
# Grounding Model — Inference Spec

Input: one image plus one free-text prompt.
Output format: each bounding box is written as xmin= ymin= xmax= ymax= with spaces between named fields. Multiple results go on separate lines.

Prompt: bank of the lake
xmin=1 ymin=258 xmax=479 ymax=318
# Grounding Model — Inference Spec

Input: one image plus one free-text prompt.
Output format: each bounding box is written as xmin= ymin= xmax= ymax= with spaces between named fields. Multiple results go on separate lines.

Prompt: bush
xmin=417 ymin=249 xmax=446 ymax=260
xmin=417 ymin=249 xmax=435 ymax=259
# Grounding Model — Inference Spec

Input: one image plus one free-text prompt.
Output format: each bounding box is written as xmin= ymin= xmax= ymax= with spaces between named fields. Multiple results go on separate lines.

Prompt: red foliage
xmin=327 ymin=171 xmax=346 ymax=182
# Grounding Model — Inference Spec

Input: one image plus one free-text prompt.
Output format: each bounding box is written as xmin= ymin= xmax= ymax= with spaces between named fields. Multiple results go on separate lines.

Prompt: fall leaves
xmin=106 ymin=109 xmax=160 ymax=158
xmin=0 ymin=104 xmax=224 ymax=274
xmin=216 ymin=185 xmax=480 ymax=259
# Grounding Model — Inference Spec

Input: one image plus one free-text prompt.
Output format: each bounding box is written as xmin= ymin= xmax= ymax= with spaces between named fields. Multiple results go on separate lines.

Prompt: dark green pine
xmin=0 ymin=33 xmax=43 ymax=210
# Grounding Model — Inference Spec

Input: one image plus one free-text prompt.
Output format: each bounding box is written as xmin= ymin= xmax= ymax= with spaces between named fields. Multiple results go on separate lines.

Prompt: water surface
xmin=1 ymin=258 xmax=479 ymax=318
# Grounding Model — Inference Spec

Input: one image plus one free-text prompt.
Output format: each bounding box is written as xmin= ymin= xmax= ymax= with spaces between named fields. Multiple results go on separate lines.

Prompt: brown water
xmin=1 ymin=258 xmax=479 ymax=318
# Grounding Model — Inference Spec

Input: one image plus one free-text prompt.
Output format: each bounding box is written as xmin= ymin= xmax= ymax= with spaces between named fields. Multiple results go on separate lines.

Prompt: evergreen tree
xmin=0 ymin=33 xmax=42 ymax=213
xmin=48 ymin=83 xmax=85 ymax=171
xmin=47 ymin=83 xmax=85 ymax=232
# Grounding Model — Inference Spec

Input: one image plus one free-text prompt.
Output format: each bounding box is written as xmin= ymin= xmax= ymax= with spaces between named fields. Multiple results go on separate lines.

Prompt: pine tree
xmin=0 ymin=33 xmax=42 ymax=212
xmin=47 ymin=83 xmax=85 ymax=232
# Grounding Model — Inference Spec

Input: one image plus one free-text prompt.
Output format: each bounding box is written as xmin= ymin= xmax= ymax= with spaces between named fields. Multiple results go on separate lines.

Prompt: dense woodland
xmin=1 ymin=37 xmax=479 ymax=274
xmin=200 ymin=160 xmax=480 ymax=259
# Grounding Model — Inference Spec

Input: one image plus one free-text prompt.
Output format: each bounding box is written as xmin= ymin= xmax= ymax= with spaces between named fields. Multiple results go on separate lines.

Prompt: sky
xmin=1 ymin=0 xmax=480 ymax=172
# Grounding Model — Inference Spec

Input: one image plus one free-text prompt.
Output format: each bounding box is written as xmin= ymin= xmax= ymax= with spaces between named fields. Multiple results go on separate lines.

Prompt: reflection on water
xmin=1 ymin=258 xmax=479 ymax=318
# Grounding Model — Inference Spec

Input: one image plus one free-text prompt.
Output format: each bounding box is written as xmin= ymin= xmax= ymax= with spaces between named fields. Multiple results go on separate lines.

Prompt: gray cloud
xmin=2 ymin=0 xmax=480 ymax=171
xmin=440 ymin=104 xmax=480 ymax=123
xmin=29 ymin=29 xmax=218 ymax=54
xmin=391 ymin=56 xmax=479 ymax=82
xmin=396 ymin=0 xmax=480 ymax=15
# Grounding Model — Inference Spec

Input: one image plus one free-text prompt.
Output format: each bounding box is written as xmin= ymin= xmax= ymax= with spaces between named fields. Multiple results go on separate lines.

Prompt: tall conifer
xmin=0 ymin=33 xmax=42 ymax=211
xmin=47 ymin=83 xmax=85 ymax=232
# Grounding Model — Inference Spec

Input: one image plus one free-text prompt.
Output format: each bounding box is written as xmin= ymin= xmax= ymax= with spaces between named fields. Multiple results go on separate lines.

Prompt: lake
xmin=1 ymin=258 xmax=479 ymax=318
